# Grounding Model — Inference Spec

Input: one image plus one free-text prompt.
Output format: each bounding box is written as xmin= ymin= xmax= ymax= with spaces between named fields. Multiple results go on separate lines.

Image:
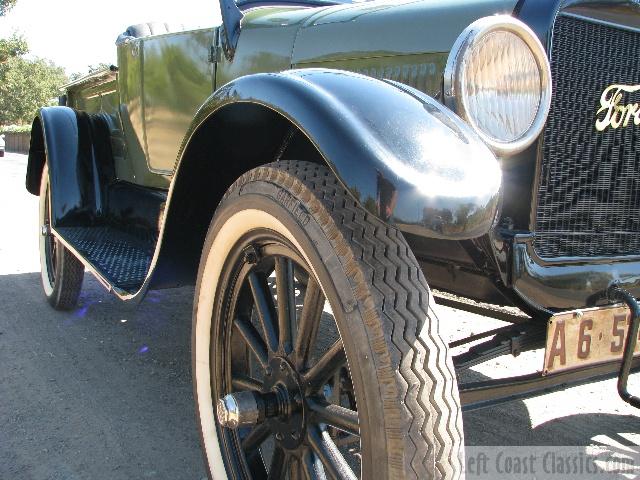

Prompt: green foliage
xmin=0 ymin=5 xmax=66 ymax=126
xmin=1 ymin=124 xmax=31 ymax=133
xmin=0 ymin=0 xmax=17 ymax=16
xmin=0 ymin=0 xmax=68 ymax=125
xmin=0 ymin=56 xmax=67 ymax=126
xmin=0 ymin=33 xmax=28 ymax=63
xmin=0 ymin=31 xmax=66 ymax=126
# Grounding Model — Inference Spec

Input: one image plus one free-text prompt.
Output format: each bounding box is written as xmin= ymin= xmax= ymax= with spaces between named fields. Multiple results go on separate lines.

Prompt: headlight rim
xmin=444 ymin=15 xmax=552 ymax=157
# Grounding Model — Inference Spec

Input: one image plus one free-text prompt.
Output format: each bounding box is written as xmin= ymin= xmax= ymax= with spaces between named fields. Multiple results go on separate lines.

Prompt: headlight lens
xmin=462 ymin=31 xmax=540 ymax=142
xmin=445 ymin=16 xmax=552 ymax=156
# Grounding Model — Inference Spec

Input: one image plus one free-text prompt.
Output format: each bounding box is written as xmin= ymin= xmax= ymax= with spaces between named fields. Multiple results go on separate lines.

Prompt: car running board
xmin=55 ymin=226 xmax=154 ymax=294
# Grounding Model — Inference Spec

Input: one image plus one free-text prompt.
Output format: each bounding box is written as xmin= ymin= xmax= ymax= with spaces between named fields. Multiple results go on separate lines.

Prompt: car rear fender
xmin=26 ymin=107 xmax=115 ymax=227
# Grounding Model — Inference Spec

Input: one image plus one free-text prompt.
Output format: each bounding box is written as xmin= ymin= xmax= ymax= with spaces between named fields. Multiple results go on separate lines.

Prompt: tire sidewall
xmin=193 ymin=179 xmax=387 ymax=479
xmin=38 ymin=164 xmax=55 ymax=297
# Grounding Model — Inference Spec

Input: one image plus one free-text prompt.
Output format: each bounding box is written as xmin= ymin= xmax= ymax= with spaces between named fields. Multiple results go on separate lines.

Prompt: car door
xmin=142 ymin=28 xmax=216 ymax=174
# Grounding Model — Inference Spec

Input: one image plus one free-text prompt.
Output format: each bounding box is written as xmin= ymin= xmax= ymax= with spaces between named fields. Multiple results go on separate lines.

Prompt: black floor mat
xmin=56 ymin=226 xmax=154 ymax=292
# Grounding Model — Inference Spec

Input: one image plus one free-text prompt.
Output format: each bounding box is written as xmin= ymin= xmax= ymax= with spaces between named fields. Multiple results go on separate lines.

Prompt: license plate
xmin=543 ymin=304 xmax=640 ymax=375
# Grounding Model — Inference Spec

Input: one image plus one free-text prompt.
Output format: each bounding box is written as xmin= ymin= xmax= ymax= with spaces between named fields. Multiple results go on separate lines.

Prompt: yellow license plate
xmin=543 ymin=304 xmax=640 ymax=375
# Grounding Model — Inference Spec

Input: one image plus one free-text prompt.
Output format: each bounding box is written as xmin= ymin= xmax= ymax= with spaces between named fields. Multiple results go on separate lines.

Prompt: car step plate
xmin=543 ymin=304 xmax=640 ymax=375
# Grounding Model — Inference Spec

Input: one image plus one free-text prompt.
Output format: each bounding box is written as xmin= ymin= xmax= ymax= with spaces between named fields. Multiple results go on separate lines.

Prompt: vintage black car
xmin=25 ymin=0 xmax=640 ymax=478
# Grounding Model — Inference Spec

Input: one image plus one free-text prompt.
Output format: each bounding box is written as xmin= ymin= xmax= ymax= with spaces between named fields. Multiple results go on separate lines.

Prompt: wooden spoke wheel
xmin=193 ymin=161 xmax=463 ymax=479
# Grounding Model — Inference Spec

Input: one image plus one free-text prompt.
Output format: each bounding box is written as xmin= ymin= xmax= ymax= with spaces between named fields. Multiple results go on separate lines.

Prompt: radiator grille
xmin=534 ymin=14 xmax=640 ymax=258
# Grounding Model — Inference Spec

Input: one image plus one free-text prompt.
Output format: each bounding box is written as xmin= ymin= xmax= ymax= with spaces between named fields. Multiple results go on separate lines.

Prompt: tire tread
xmin=50 ymin=246 xmax=84 ymax=310
xmin=226 ymin=161 xmax=463 ymax=479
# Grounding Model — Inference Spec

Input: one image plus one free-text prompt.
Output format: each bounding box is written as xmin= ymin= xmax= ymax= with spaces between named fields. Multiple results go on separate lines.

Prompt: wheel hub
xmin=264 ymin=356 xmax=306 ymax=449
xmin=217 ymin=357 xmax=306 ymax=449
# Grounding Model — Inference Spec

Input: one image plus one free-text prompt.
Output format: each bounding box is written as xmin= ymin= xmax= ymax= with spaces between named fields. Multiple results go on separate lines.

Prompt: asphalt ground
xmin=2 ymin=152 xmax=640 ymax=479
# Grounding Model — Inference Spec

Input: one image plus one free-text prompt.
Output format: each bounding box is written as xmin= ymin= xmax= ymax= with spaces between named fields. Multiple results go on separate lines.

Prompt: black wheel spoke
xmin=308 ymin=425 xmax=357 ymax=480
xmin=301 ymin=448 xmax=328 ymax=480
xmin=234 ymin=315 xmax=269 ymax=368
xmin=308 ymin=398 xmax=360 ymax=437
xmin=303 ymin=340 xmax=347 ymax=393
xmin=267 ymin=446 xmax=287 ymax=480
xmin=275 ymin=257 xmax=295 ymax=355
xmin=248 ymin=272 xmax=279 ymax=353
xmin=293 ymin=277 xmax=325 ymax=369
xmin=245 ymin=449 xmax=268 ymax=477
xmin=241 ymin=423 xmax=271 ymax=452
xmin=231 ymin=374 xmax=263 ymax=392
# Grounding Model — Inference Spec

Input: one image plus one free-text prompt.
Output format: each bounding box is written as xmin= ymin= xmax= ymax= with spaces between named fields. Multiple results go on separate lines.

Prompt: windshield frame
xmin=236 ymin=0 xmax=352 ymax=10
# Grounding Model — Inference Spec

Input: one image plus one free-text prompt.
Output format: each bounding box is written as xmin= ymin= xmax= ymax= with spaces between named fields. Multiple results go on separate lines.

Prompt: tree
xmin=0 ymin=33 xmax=67 ymax=126
xmin=0 ymin=56 xmax=67 ymax=126
xmin=0 ymin=33 xmax=28 ymax=63
xmin=0 ymin=0 xmax=17 ymax=16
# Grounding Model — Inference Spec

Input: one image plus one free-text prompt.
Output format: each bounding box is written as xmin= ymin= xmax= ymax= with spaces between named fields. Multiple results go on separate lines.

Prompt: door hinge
xmin=209 ymin=44 xmax=221 ymax=63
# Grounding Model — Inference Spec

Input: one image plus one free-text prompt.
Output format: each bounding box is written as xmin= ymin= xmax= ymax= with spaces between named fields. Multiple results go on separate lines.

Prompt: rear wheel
xmin=39 ymin=165 xmax=84 ymax=310
xmin=193 ymin=161 xmax=464 ymax=479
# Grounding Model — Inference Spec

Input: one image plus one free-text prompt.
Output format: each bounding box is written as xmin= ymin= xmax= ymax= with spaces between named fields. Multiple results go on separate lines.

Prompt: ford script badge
xmin=596 ymin=84 xmax=640 ymax=131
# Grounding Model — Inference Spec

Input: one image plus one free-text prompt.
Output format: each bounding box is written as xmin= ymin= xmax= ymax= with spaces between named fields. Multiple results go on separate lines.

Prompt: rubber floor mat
xmin=56 ymin=226 xmax=154 ymax=292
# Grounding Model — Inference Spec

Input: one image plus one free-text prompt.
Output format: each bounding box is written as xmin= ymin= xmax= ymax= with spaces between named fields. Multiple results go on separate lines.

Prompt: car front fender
xmin=178 ymin=68 xmax=501 ymax=240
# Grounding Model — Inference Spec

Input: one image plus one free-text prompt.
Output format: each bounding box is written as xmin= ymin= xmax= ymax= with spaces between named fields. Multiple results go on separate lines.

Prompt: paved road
xmin=2 ymin=152 xmax=640 ymax=479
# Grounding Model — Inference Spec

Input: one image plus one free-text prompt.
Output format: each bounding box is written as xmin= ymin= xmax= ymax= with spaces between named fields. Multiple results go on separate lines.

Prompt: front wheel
xmin=193 ymin=161 xmax=464 ymax=479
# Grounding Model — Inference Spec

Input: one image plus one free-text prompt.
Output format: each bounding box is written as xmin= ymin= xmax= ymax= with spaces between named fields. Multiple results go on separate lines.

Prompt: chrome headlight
xmin=444 ymin=16 xmax=552 ymax=156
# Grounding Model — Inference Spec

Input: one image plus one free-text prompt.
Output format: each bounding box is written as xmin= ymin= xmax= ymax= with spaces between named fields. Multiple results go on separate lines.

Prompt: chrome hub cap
xmin=217 ymin=356 xmax=306 ymax=449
